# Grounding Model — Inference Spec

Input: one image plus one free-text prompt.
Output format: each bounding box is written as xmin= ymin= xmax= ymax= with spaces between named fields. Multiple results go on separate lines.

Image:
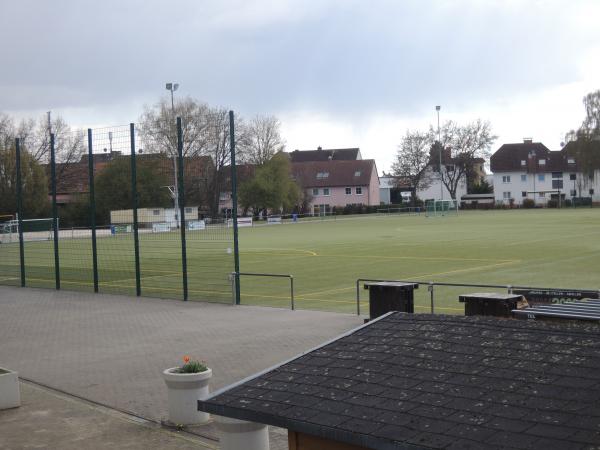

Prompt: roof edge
xmin=199 ymin=311 xmax=395 ymax=401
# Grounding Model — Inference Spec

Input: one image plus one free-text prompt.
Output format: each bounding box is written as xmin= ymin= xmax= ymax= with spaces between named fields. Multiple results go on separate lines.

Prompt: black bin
xmin=364 ymin=282 xmax=419 ymax=319
xmin=459 ymin=293 xmax=527 ymax=318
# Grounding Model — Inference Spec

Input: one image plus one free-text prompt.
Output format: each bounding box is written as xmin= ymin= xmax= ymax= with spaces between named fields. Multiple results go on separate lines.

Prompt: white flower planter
xmin=0 ymin=367 xmax=20 ymax=410
xmin=162 ymin=367 xmax=212 ymax=425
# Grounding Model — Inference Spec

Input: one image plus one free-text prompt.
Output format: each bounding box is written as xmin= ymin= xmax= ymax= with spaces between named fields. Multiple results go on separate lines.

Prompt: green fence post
xmin=176 ymin=117 xmax=188 ymax=301
xmin=130 ymin=123 xmax=141 ymax=297
xmin=229 ymin=110 xmax=241 ymax=305
xmin=87 ymin=129 xmax=99 ymax=293
xmin=15 ymin=138 xmax=25 ymax=287
xmin=50 ymin=133 xmax=60 ymax=290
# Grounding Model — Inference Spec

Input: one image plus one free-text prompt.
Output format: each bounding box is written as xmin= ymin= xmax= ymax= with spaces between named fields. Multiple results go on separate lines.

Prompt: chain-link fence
xmin=0 ymin=113 xmax=241 ymax=304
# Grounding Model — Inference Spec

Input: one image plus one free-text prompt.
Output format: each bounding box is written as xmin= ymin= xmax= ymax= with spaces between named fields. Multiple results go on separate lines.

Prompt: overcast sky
xmin=1 ymin=0 xmax=599 ymax=172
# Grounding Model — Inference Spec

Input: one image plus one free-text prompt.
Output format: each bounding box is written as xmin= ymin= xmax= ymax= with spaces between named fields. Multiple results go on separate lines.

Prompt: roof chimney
xmin=317 ymin=146 xmax=322 ymax=151
xmin=523 ymin=137 xmax=533 ymax=144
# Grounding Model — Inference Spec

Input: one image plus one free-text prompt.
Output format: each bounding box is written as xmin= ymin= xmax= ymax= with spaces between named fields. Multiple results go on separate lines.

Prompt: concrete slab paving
xmin=0 ymin=381 xmax=215 ymax=450
xmin=0 ymin=286 xmax=361 ymax=425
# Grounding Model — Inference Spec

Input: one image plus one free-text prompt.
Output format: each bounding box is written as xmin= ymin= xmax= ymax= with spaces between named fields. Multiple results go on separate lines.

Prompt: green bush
xmin=522 ymin=198 xmax=535 ymax=209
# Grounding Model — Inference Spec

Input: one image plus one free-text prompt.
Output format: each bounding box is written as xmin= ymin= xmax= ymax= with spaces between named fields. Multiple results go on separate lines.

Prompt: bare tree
xmin=391 ymin=130 xmax=432 ymax=204
xmin=240 ymin=115 xmax=285 ymax=164
xmin=138 ymin=96 xmax=211 ymax=157
xmin=430 ymin=119 xmax=496 ymax=200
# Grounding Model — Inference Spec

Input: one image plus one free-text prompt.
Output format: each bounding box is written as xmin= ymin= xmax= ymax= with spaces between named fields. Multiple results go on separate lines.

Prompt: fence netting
xmin=0 ymin=114 xmax=237 ymax=303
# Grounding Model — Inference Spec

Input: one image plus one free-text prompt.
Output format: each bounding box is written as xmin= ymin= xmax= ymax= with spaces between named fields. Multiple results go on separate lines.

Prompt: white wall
xmin=417 ymin=168 xmax=467 ymax=201
xmin=492 ymin=170 xmax=600 ymax=205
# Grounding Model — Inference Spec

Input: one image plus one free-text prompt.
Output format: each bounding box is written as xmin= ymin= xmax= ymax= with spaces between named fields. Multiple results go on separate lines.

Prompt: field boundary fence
xmin=237 ymin=272 xmax=295 ymax=310
xmin=0 ymin=112 xmax=242 ymax=304
xmin=355 ymin=278 xmax=600 ymax=316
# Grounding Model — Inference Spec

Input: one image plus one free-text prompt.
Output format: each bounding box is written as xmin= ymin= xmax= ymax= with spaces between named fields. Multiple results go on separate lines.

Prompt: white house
xmin=490 ymin=139 xmax=600 ymax=205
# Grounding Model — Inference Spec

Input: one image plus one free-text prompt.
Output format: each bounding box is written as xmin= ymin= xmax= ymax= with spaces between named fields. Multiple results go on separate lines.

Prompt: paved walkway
xmin=0 ymin=286 xmax=361 ymax=424
xmin=0 ymin=382 xmax=216 ymax=450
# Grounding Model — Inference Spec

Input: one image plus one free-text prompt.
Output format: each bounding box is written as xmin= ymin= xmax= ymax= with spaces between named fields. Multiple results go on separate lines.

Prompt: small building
xmin=110 ymin=207 xmax=198 ymax=227
xmin=200 ymin=312 xmax=600 ymax=450
xmin=379 ymin=175 xmax=412 ymax=205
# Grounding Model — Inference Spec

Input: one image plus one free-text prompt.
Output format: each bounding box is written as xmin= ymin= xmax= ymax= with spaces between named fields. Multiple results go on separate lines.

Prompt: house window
xmin=356 ymin=187 xmax=363 ymax=195
xmin=522 ymin=191 xmax=527 ymax=198
xmin=312 ymin=188 xmax=319 ymax=196
xmin=552 ymin=180 xmax=563 ymax=189
xmin=538 ymin=159 xmax=546 ymax=166
xmin=570 ymin=173 xmax=576 ymax=181
xmin=219 ymin=192 xmax=229 ymax=201
xmin=316 ymin=172 xmax=329 ymax=179
xmin=503 ymin=192 xmax=511 ymax=199
xmin=185 ymin=207 xmax=193 ymax=214
xmin=539 ymin=192 xmax=545 ymax=198
xmin=354 ymin=171 xmax=361 ymax=177
xmin=323 ymin=188 xmax=330 ymax=196
xmin=345 ymin=187 xmax=351 ymax=195
xmin=570 ymin=190 xmax=577 ymax=196
xmin=568 ymin=158 xmax=575 ymax=164
xmin=153 ymin=209 xmax=160 ymax=216
xmin=590 ymin=189 xmax=595 ymax=195
xmin=552 ymin=172 xmax=563 ymax=179
xmin=520 ymin=174 xmax=527 ymax=182
xmin=521 ymin=160 xmax=526 ymax=166
xmin=538 ymin=174 xmax=545 ymax=182
xmin=502 ymin=175 xmax=511 ymax=183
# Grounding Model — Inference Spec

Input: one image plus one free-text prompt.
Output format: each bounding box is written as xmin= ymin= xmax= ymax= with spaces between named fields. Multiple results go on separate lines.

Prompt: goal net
xmin=425 ymin=200 xmax=458 ymax=217
xmin=0 ymin=218 xmax=58 ymax=243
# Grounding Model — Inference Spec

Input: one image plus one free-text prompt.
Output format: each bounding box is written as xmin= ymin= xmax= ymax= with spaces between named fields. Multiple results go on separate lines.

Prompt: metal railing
xmin=356 ymin=278 xmax=600 ymax=316
xmin=235 ymin=272 xmax=295 ymax=310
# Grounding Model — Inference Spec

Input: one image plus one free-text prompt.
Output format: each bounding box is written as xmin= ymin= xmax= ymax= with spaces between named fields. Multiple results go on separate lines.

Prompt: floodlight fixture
xmin=166 ymin=83 xmax=172 ymax=90
xmin=173 ymin=83 xmax=179 ymax=91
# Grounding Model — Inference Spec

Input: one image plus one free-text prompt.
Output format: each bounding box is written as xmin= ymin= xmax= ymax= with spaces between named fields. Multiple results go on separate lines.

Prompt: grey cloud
xmin=0 ymin=0 xmax=597 ymax=121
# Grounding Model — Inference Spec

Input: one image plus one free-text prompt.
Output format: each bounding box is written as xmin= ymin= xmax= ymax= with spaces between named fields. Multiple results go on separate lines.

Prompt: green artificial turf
xmin=1 ymin=209 xmax=599 ymax=315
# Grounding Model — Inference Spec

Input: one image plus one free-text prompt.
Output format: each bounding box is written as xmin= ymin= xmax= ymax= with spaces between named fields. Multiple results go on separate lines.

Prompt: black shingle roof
xmin=199 ymin=313 xmax=600 ymax=450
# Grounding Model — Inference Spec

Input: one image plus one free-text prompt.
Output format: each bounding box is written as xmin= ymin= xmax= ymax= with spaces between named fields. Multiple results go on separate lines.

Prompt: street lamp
xmin=436 ymin=106 xmax=443 ymax=202
xmin=166 ymin=82 xmax=180 ymax=228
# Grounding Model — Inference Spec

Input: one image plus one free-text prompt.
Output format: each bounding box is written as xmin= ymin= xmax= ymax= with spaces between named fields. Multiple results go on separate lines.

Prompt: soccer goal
xmin=424 ymin=200 xmax=458 ymax=217
xmin=1 ymin=218 xmax=58 ymax=243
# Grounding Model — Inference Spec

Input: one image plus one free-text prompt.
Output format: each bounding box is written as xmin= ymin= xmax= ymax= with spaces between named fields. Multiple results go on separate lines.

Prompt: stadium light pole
xmin=529 ymin=149 xmax=536 ymax=204
xmin=436 ymin=106 xmax=443 ymax=202
xmin=166 ymin=82 xmax=180 ymax=228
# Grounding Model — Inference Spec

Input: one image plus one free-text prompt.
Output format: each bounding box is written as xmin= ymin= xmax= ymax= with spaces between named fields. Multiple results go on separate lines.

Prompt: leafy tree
xmin=94 ymin=157 xmax=172 ymax=225
xmin=239 ymin=153 xmax=301 ymax=214
xmin=0 ymin=146 xmax=50 ymax=218
xmin=392 ymin=130 xmax=432 ymax=205
xmin=565 ymin=90 xmax=600 ymax=179
xmin=469 ymin=178 xmax=493 ymax=194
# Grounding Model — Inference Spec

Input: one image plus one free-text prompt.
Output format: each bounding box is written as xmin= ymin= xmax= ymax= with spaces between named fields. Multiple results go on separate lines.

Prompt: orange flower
xmin=183 ymin=355 xmax=190 ymax=363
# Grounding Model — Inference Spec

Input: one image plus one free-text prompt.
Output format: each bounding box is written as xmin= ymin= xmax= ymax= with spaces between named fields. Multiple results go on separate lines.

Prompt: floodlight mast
xmin=436 ymin=106 xmax=443 ymax=202
xmin=166 ymin=82 xmax=180 ymax=228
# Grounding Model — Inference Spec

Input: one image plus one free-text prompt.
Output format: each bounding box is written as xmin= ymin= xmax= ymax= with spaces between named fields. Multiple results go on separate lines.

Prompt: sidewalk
xmin=0 ymin=286 xmax=361 ymax=446
xmin=0 ymin=381 xmax=215 ymax=450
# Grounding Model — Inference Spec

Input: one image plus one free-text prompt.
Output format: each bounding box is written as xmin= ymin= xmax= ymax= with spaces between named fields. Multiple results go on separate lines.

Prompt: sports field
xmin=1 ymin=209 xmax=599 ymax=315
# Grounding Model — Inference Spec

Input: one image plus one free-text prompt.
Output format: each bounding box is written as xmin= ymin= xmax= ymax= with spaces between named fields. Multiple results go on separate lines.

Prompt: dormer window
xmin=354 ymin=171 xmax=361 ymax=177
xmin=316 ymin=172 xmax=329 ymax=179
xmin=538 ymin=159 xmax=546 ymax=166
xmin=521 ymin=160 xmax=526 ymax=166
xmin=568 ymin=158 xmax=575 ymax=164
